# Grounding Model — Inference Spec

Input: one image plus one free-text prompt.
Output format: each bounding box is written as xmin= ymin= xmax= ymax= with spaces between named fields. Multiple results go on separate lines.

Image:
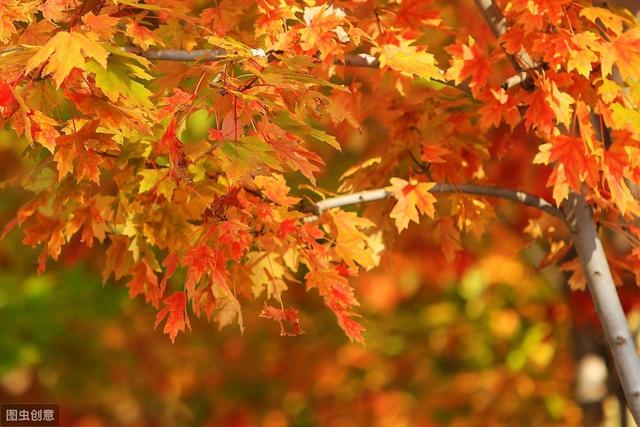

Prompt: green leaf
xmin=86 ymin=59 xmax=152 ymax=108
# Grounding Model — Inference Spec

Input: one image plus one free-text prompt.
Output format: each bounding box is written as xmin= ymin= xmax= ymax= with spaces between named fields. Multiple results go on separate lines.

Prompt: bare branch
xmin=123 ymin=47 xmax=231 ymax=61
xmin=311 ymin=183 xmax=563 ymax=219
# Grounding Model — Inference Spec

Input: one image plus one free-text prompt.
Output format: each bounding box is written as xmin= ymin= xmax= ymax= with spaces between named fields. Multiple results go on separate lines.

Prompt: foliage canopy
xmin=2 ymin=0 xmax=640 ymax=349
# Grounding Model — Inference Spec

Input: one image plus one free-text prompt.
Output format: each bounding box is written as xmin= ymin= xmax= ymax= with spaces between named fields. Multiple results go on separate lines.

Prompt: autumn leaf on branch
xmin=25 ymin=31 xmax=109 ymax=87
xmin=388 ymin=178 xmax=437 ymax=232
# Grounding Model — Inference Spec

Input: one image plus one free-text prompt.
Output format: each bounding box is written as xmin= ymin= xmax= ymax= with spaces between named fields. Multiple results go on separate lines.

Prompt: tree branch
xmin=120 ymin=47 xmax=468 ymax=93
xmin=123 ymin=46 xmax=382 ymax=68
xmin=563 ymin=193 xmax=640 ymax=421
xmin=311 ymin=183 xmax=563 ymax=219
xmin=473 ymin=0 xmax=536 ymax=80
xmin=474 ymin=1 xmax=640 ymax=423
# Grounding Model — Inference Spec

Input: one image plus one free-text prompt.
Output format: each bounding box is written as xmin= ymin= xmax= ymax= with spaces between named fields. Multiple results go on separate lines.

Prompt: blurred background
xmin=2 ymin=129 xmax=632 ymax=427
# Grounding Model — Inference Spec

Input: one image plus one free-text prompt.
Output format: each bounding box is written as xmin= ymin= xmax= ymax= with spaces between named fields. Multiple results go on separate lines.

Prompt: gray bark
xmin=564 ymin=193 xmax=640 ymax=423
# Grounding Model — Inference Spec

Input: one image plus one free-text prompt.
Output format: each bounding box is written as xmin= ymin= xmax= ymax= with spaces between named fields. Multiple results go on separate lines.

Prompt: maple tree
xmin=3 ymin=0 xmax=640 ymax=422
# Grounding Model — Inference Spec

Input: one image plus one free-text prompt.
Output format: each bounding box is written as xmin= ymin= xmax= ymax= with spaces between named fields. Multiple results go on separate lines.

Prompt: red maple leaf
xmin=154 ymin=291 xmax=191 ymax=343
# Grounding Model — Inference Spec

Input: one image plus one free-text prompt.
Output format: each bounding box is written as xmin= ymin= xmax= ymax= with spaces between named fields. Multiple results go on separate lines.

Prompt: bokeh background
xmin=3 ymin=121 xmax=631 ymax=427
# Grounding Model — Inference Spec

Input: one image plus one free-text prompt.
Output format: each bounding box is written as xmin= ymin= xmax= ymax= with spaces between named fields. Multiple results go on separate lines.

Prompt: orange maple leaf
xmin=600 ymin=28 xmax=640 ymax=81
xmin=154 ymin=291 xmax=191 ymax=343
xmin=388 ymin=178 xmax=437 ymax=232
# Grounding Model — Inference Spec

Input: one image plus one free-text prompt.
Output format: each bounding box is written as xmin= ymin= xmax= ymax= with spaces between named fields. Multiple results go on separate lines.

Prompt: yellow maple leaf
xmin=245 ymin=252 xmax=287 ymax=300
xmin=378 ymin=40 xmax=442 ymax=82
xmin=388 ymin=178 xmax=437 ymax=232
xmin=330 ymin=210 xmax=377 ymax=270
xmin=580 ymin=7 xmax=628 ymax=37
xmin=0 ymin=0 xmax=36 ymax=43
xmin=567 ymin=32 xmax=599 ymax=78
xmin=25 ymin=31 xmax=109 ymax=88
xmin=549 ymin=81 xmax=575 ymax=128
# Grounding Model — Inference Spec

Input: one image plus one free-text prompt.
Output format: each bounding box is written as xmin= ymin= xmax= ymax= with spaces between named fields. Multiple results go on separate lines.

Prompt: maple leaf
xmin=154 ymin=291 xmax=191 ymax=343
xmin=184 ymin=244 xmax=227 ymax=295
xmin=218 ymin=220 xmax=252 ymax=261
xmin=378 ymin=39 xmax=442 ymax=82
xmin=600 ymin=28 xmax=640 ymax=81
xmin=388 ymin=178 xmax=437 ymax=232
xmin=102 ymin=236 xmax=134 ymax=282
xmin=0 ymin=81 xmax=14 ymax=109
xmin=53 ymin=120 xmax=114 ymax=183
xmin=394 ymin=0 xmax=441 ymax=30
xmin=65 ymin=197 xmax=111 ymax=248
xmin=22 ymin=213 xmax=65 ymax=273
xmin=25 ymin=31 xmax=109 ymax=88
xmin=445 ymin=36 xmax=491 ymax=94
xmin=567 ymin=32 xmax=600 ymax=78
xmin=24 ymin=110 xmax=60 ymax=152
xmin=437 ymin=217 xmax=462 ymax=262
xmin=580 ymin=7 xmax=627 ymax=37
xmin=534 ymin=135 xmax=599 ymax=204
xmin=260 ymin=304 xmax=304 ymax=336
xmin=0 ymin=0 xmax=35 ymax=43
xmin=159 ymin=252 xmax=179 ymax=295
xmin=524 ymin=78 xmax=574 ymax=135
xmin=82 ymin=12 xmax=120 ymax=40
xmin=305 ymin=268 xmax=364 ymax=342
xmin=138 ymin=169 xmax=176 ymax=200
xmin=159 ymin=118 xmax=189 ymax=181
xmin=477 ymin=88 xmax=521 ymax=130
xmin=126 ymin=21 xmax=164 ymax=49
xmin=158 ymin=89 xmax=193 ymax=120
xmin=560 ymin=258 xmax=586 ymax=291
xmin=330 ymin=210 xmax=377 ymax=270
xmin=128 ymin=260 xmax=162 ymax=308
xmin=245 ymin=251 xmax=288 ymax=299
xmin=86 ymin=59 xmax=153 ymax=108
xmin=299 ymin=5 xmax=348 ymax=61
xmin=39 ymin=0 xmax=75 ymax=23
xmin=254 ymin=174 xmax=300 ymax=206
xmin=332 ymin=307 xmax=365 ymax=343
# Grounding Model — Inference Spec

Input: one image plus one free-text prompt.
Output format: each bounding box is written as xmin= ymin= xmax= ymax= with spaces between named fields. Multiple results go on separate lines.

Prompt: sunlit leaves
xmin=580 ymin=7 xmax=627 ymax=36
xmin=600 ymin=28 xmax=640 ymax=81
xmin=566 ymin=32 xmax=599 ymax=78
xmin=4 ymin=0 xmax=640 ymax=348
xmin=524 ymin=79 xmax=574 ymax=135
xmin=25 ymin=31 xmax=109 ymax=87
xmin=0 ymin=0 xmax=36 ymax=43
xmin=534 ymin=135 xmax=599 ymax=205
xmin=329 ymin=210 xmax=378 ymax=270
xmin=445 ymin=36 xmax=491 ymax=94
xmin=388 ymin=178 xmax=437 ymax=232
xmin=377 ymin=39 xmax=442 ymax=82
xmin=82 ymin=12 xmax=119 ymax=40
